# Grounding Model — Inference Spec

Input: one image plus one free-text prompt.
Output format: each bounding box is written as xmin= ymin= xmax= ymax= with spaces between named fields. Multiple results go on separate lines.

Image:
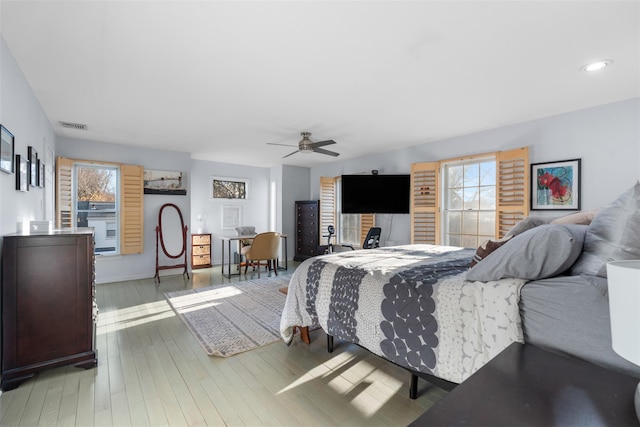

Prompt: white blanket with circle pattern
xmin=280 ymin=244 xmax=525 ymax=384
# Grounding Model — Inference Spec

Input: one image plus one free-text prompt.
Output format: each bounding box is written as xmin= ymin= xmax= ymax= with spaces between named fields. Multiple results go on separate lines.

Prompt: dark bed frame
xmin=326 ymin=334 xmax=458 ymax=399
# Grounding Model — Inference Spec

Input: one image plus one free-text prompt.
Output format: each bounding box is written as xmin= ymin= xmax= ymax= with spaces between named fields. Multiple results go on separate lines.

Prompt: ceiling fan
xmin=267 ymin=132 xmax=340 ymax=158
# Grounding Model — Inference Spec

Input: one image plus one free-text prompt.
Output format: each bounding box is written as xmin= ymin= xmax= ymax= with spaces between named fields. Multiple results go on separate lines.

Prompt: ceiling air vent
xmin=59 ymin=121 xmax=88 ymax=131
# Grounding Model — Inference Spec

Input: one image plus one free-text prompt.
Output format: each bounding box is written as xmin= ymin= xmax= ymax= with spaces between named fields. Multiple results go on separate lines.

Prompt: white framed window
xmin=442 ymin=157 xmax=496 ymax=248
xmin=210 ymin=176 xmax=249 ymax=199
xmin=336 ymin=178 xmax=361 ymax=246
xmin=74 ymin=163 xmax=119 ymax=254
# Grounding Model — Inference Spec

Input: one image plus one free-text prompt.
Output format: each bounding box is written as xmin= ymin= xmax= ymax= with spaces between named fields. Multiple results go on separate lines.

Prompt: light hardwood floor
xmin=0 ymin=263 xmax=447 ymax=426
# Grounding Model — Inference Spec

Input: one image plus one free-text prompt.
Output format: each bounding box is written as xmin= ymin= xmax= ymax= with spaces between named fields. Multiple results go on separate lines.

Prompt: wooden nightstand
xmin=191 ymin=233 xmax=212 ymax=269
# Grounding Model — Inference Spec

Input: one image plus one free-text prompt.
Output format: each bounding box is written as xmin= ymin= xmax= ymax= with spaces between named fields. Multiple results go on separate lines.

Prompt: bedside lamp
xmin=607 ymin=260 xmax=640 ymax=421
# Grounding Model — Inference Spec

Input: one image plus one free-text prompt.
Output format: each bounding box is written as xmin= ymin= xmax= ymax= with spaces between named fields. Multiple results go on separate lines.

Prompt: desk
xmin=410 ymin=342 xmax=640 ymax=426
xmin=218 ymin=234 xmax=288 ymax=278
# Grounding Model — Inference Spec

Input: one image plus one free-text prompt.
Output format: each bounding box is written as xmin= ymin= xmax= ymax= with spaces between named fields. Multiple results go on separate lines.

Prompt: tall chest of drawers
xmin=294 ymin=200 xmax=320 ymax=261
xmin=191 ymin=233 xmax=212 ymax=269
xmin=1 ymin=228 xmax=97 ymax=391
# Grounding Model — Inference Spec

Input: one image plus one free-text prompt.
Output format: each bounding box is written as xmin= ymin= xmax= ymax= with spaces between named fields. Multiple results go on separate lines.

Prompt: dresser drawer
xmin=192 ymin=245 xmax=210 ymax=256
xmin=192 ymin=255 xmax=211 ymax=266
xmin=192 ymin=234 xmax=211 ymax=245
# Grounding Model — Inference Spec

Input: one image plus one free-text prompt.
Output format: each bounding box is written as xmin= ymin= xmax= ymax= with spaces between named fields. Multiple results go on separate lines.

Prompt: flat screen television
xmin=341 ymin=174 xmax=410 ymax=214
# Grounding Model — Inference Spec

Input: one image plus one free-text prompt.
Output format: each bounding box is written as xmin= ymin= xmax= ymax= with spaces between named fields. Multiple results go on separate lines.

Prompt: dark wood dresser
xmin=294 ymin=200 xmax=320 ymax=261
xmin=1 ymin=228 xmax=97 ymax=391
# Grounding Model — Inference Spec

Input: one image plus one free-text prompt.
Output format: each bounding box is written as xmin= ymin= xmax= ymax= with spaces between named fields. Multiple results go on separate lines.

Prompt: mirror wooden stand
xmin=154 ymin=203 xmax=189 ymax=283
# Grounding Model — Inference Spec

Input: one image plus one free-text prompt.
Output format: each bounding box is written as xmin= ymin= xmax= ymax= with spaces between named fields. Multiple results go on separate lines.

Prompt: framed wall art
xmin=38 ymin=159 xmax=45 ymax=188
xmin=15 ymin=154 xmax=28 ymax=192
xmin=211 ymin=176 xmax=249 ymax=199
xmin=28 ymin=146 xmax=38 ymax=187
xmin=531 ymin=158 xmax=581 ymax=210
xmin=143 ymin=169 xmax=186 ymax=195
xmin=221 ymin=205 xmax=241 ymax=229
xmin=1 ymin=125 xmax=15 ymax=174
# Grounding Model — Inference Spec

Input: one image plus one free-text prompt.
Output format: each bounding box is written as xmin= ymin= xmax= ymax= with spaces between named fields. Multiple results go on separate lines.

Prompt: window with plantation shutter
xmin=55 ymin=157 xmax=144 ymax=255
xmin=410 ymin=147 xmax=528 ymax=245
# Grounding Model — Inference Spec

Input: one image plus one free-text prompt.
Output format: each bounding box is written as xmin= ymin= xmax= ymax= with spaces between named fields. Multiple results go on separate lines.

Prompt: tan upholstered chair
xmin=243 ymin=232 xmax=281 ymax=277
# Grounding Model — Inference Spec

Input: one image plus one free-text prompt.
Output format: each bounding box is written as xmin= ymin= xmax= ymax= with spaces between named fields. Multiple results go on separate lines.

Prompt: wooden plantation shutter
xmin=319 ymin=176 xmax=336 ymax=235
xmin=120 ymin=164 xmax=144 ymax=254
xmin=360 ymin=214 xmax=375 ymax=244
xmin=411 ymin=162 xmax=440 ymax=244
xmin=496 ymin=147 xmax=529 ymax=238
xmin=56 ymin=156 xmax=74 ymax=228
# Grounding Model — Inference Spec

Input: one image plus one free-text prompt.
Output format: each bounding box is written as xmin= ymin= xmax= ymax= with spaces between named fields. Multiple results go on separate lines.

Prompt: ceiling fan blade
xmin=267 ymin=142 xmax=297 ymax=147
xmin=311 ymin=140 xmax=336 ymax=148
xmin=313 ymin=147 xmax=340 ymax=157
xmin=282 ymin=150 xmax=300 ymax=158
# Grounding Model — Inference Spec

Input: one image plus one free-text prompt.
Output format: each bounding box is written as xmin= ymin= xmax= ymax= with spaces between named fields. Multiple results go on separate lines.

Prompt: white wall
xmin=190 ymin=158 xmax=272 ymax=265
xmin=310 ymin=98 xmax=640 ymax=246
xmin=0 ymin=35 xmax=57 ymax=261
xmin=260 ymin=164 xmax=313 ymax=263
xmin=57 ymin=137 xmax=192 ymax=283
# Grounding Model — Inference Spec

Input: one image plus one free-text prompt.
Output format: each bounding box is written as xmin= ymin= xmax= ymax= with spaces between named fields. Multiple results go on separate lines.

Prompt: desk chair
xmin=243 ymin=232 xmax=281 ymax=277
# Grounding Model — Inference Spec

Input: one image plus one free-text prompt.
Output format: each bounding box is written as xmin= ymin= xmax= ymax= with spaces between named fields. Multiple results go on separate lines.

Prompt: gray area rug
xmin=165 ymin=275 xmax=292 ymax=357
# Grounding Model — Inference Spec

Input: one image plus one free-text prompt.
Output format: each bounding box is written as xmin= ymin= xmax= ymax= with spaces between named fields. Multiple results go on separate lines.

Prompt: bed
xmin=280 ymin=182 xmax=640 ymax=392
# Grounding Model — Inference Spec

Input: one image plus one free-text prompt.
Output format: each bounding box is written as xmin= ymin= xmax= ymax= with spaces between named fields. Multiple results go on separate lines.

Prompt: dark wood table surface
xmin=410 ymin=342 xmax=639 ymax=426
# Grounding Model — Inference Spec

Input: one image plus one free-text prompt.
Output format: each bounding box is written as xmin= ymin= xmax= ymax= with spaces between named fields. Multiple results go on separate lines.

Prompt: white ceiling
xmin=1 ymin=1 xmax=638 ymax=168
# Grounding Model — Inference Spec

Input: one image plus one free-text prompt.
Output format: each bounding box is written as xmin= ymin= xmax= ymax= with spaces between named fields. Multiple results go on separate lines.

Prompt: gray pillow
xmin=467 ymin=224 xmax=587 ymax=282
xmin=571 ymin=182 xmax=640 ymax=277
xmin=505 ymin=216 xmax=553 ymax=237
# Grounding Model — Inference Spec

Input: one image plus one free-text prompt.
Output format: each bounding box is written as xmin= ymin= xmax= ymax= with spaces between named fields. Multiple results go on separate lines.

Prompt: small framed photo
xmin=1 ymin=125 xmax=15 ymax=174
xmin=28 ymin=146 xmax=38 ymax=187
xmin=15 ymin=154 xmax=28 ymax=192
xmin=531 ymin=159 xmax=581 ymax=210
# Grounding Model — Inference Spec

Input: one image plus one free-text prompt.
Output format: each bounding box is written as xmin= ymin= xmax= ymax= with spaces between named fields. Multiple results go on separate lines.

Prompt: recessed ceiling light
xmin=582 ymin=60 xmax=613 ymax=72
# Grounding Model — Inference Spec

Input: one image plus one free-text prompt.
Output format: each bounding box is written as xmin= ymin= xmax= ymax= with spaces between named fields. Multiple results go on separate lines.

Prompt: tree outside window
xmin=75 ymin=165 xmax=118 ymax=253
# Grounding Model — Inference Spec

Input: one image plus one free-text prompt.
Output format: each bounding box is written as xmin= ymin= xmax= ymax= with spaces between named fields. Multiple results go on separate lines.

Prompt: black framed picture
xmin=28 ymin=146 xmax=38 ymax=187
xmin=531 ymin=158 xmax=581 ymax=210
xmin=15 ymin=154 xmax=28 ymax=192
xmin=1 ymin=125 xmax=15 ymax=174
xmin=38 ymin=159 xmax=45 ymax=188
